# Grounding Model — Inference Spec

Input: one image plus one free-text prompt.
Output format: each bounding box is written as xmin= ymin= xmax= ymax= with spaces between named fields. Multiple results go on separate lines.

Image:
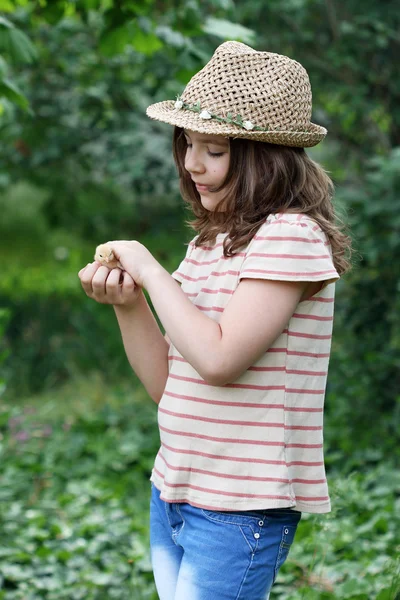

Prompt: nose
xmin=185 ymin=147 xmax=205 ymax=175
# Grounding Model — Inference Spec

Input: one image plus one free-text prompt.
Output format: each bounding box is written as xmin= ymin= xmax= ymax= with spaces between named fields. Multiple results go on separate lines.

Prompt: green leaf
xmin=0 ymin=78 xmax=31 ymax=113
xmin=0 ymin=1 xmax=16 ymax=10
xmin=0 ymin=16 xmax=14 ymax=29
xmin=0 ymin=56 xmax=7 ymax=77
xmin=202 ymin=18 xmax=256 ymax=44
xmin=100 ymin=20 xmax=163 ymax=57
xmin=155 ymin=25 xmax=186 ymax=48
xmin=0 ymin=23 xmax=37 ymax=63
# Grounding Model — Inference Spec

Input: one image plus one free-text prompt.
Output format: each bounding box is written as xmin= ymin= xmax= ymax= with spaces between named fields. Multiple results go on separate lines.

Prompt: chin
xmin=201 ymin=199 xmax=217 ymax=212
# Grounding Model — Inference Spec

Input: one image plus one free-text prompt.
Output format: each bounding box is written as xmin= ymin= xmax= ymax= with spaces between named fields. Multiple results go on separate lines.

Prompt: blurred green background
xmin=0 ymin=1 xmax=399 ymax=598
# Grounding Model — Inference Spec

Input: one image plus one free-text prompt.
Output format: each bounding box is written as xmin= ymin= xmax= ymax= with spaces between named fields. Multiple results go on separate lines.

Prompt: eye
xmin=207 ymin=150 xmax=224 ymax=157
xmin=99 ymin=254 xmax=103 ymax=258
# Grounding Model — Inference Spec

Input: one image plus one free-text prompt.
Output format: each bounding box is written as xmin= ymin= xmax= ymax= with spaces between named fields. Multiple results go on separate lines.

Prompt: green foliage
xmin=326 ymin=147 xmax=400 ymax=455
xmin=237 ymin=0 xmax=400 ymax=152
xmin=1 ymin=198 xmax=189 ymax=395
xmin=0 ymin=0 xmax=398 ymax=450
xmin=0 ymin=376 xmax=399 ymax=599
xmin=0 ymin=307 xmax=11 ymax=396
xmin=0 ymin=15 xmax=36 ymax=118
xmin=0 ymin=2 xmax=399 ymax=595
xmin=0 ymin=376 xmax=159 ymax=599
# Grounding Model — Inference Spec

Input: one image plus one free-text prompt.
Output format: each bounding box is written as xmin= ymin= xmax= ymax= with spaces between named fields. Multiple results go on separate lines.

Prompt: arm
xmin=104 ymin=241 xmax=309 ymax=386
xmin=113 ymin=291 xmax=170 ymax=404
xmin=78 ymin=263 xmax=169 ymax=404
xmin=144 ymin=264 xmax=307 ymax=386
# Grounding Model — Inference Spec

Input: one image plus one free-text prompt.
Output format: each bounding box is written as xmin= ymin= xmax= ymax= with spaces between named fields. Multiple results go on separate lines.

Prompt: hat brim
xmin=146 ymin=101 xmax=327 ymax=148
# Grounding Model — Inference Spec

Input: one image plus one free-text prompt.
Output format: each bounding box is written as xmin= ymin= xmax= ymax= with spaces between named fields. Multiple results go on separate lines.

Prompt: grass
xmin=1 ymin=373 xmax=399 ymax=599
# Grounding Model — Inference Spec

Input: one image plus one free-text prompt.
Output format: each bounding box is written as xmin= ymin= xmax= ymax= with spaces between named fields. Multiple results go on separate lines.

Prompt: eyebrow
xmin=183 ymin=131 xmax=229 ymax=146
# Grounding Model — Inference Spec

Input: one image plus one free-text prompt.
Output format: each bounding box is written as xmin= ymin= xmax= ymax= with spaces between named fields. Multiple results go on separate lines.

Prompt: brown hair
xmin=173 ymin=126 xmax=351 ymax=275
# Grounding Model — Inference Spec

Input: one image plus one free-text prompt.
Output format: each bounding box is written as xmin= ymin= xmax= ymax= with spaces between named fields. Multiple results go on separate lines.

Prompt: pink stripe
xmin=156 ymin=493 xmax=293 ymax=512
xmin=200 ymin=287 xmax=234 ymax=295
xmin=159 ymin=425 xmax=285 ymax=446
xmin=310 ymin=296 xmax=334 ymax=303
xmin=287 ymin=350 xmax=330 ymax=358
xmin=284 ymin=406 xmax=323 ymax=413
xmin=186 ymin=253 xmax=246 ymax=266
xmin=241 ymin=268 xmax=336 ymax=277
xmin=286 ymin=443 xmax=323 ymax=448
xmin=161 ymin=442 xmax=286 ymax=465
xmin=193 ymin=242 xmax=224 ymax=251
xmin=288 ymin=331 xmax=332 ymax=340
xmin=185 ymin=257 xmax=220 ymax=266
xmin=292 ymin=313 xmax=333 ymax=322
xmin=196 ymin=304 xmax=224 ymax=313
xmin=286 ymin=388 xmax=325 ymax=395
xmin=253 ymin=235 xmax=323 ymax=244
xmin=169 ymin=377 xmax=325 ymax=394
xmin=158 ymin=454 xmax=290 ymax=483
xmin=294 ymin=495 xmax=330 ymax=502
xmin=177 ymin=269 xmax=239 ymax=282
xmin=226 ymin=382 xmax=285 ymax=391
xmin=163 ymin=389 xmax=285 ymax=410
xmin=267 ymin=219 xmax=308 ymax=228
xmin=164 ymin=389 xmax=323 ymax=413
xmin=291 ymin=478 xmax=327 ymax=484
xmin=159 ymin=406 xmax=286 ymax=428
xmin=286 ymin=461 xmax=324 ymax=466
xmin=169 ymin=373 xmax=285 ymax=391
xmin=247 ymin=252 xmax=330 ymax=260
xmin=285 ymin=424 xmax=322 ymax=431
xmin=248 ymin=366 xmax=286 ymax=372
xmin=268 ymin=348 xmax=331 ymax=358
xmin=286 ymin=368 xmax=327 ymax=376
xmin=156 ymin=475 xmax=293 ymax=501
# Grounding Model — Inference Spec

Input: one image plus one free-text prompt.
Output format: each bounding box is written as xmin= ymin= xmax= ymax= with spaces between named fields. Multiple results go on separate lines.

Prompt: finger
xmin=105 ymin=268 xmax=123 ymax=302
xmin=92 ymin=265 xmax=111 ymax=298
xmin=78 ymin=262 xmax=96 ymax=276
xmin=121 ymin=271 xmax=136 ymax=302
xmin=79 ymin=262 xmax=102 ymax=295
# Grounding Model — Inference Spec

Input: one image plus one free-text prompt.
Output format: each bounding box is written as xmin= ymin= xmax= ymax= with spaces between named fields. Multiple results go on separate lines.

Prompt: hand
xmin=101 ymin=240 xmax=161 ymax=288
xmin=78 ymin=262 xmax=142 ymax=306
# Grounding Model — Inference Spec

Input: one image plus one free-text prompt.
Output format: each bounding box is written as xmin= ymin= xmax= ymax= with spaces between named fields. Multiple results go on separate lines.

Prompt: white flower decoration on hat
xmin=171 ymin=95 xmax=274 ymax=134
xmin=243 ymin=121 xmax=254 ymax=130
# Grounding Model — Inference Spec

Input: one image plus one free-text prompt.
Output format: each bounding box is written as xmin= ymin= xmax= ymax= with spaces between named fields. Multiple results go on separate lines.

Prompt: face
xmin=183 ymin=129 xmax=230 ymax=212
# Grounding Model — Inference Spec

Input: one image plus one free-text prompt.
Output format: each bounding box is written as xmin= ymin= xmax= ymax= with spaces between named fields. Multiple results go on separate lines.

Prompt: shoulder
xmin=240 ymin=212 xmax=339 ymax=284
xmin=255 ymin=212 xmax=326 ymax=237
xmin=245 ymin=212 xmax=329 ymax=251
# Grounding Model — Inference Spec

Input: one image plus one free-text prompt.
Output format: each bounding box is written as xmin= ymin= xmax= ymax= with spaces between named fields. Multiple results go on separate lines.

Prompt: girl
xmin=79 ymin=41 xmax=351 ymax=600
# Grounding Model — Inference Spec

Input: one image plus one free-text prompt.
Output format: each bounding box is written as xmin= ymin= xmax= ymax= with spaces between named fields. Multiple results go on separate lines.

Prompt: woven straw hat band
xmin=146 ymin=41 xmax=327 ymax=147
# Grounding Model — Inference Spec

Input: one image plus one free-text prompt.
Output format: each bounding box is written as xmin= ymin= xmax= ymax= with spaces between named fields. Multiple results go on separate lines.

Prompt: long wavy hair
xmin=172 ymin=126 xmax=351 ymax=275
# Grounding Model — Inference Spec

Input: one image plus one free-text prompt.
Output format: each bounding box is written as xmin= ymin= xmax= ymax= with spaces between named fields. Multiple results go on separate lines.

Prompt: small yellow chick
xmin=94 ymin=244 xmax=120 ymax=269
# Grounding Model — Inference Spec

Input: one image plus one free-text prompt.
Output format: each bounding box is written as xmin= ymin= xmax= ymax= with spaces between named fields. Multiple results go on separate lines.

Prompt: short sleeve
xmin=239 ymin=215 xmax=339 ymax=286
xmin=171 ymin=239 xmax=196 ymax=283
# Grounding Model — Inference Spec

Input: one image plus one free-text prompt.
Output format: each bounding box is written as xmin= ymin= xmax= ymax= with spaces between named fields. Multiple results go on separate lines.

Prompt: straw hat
xmin=146 ymin=41 xmax=327 ymax=148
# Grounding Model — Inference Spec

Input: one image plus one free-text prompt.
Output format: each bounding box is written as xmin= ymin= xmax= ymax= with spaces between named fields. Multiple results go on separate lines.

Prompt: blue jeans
xmin=150 ymin=483 xmax=301 ymax=600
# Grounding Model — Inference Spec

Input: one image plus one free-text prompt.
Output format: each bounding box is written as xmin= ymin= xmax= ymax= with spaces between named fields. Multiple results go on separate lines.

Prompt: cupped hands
xmin=78 ymin=240 xmax=161 ymax=306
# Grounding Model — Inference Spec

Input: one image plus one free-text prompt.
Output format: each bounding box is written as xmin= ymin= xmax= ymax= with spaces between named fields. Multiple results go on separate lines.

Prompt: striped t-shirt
xmin=150 ymin=212 xmax=339 ymax=513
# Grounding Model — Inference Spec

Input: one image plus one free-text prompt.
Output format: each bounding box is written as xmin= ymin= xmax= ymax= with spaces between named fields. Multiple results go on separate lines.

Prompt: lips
xmin=194 ymin=183 xmax=209 ymax=191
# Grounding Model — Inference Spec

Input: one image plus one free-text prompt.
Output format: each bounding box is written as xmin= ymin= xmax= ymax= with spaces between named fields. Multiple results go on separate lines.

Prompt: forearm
xmin=144 ymin=266 xmax=222 ymax=383
xmin=113 ymin=291 xmax=170 ymax=404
